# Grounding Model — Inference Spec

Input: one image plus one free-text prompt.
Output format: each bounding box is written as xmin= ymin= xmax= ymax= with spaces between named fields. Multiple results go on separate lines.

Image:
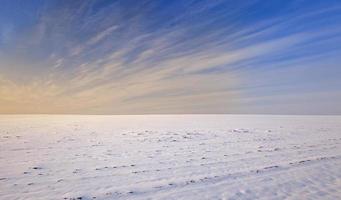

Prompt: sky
xmin=0 ymin=0 xmax=341 ymax=115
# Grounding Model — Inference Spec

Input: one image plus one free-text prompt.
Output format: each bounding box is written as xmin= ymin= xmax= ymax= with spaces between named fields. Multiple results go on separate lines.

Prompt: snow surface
xmin=0 ymin=115 xmax=341 ymax=200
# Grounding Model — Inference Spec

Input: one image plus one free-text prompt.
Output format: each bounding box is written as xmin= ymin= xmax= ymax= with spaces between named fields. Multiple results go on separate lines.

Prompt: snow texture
xmin=1 ymin=115 xmax=341 ymax=200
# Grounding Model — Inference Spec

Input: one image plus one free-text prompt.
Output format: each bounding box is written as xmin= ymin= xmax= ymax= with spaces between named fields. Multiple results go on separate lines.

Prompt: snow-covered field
xmin=0 ymin=115 xmax=340 ymax=200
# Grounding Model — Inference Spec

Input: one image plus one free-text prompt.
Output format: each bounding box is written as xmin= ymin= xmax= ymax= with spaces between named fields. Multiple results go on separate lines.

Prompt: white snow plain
xmin=0 ymin=115 xmax=341 ymax=200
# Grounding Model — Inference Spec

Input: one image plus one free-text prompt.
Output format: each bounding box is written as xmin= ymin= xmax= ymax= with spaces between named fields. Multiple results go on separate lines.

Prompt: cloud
xmin=88 ymin=25 xmax=118 ymax=46
xmin=0 ymin=0 xmax=341 ymax=114
xmin=70 ymin=25 xmax=119 ymax=56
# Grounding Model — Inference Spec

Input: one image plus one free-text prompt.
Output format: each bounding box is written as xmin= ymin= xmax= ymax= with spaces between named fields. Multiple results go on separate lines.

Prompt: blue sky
xmin=0 ymin=0 xmax=341 ymax=114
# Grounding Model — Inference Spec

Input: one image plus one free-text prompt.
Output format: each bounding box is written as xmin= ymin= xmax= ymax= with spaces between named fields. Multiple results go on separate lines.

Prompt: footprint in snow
xmin=32 ymin=166 xmax=43 ymax=170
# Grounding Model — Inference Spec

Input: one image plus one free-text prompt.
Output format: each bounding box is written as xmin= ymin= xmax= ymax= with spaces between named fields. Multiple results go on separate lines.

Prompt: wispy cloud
xmin=0 ymin=0 xmax=341 ymax=114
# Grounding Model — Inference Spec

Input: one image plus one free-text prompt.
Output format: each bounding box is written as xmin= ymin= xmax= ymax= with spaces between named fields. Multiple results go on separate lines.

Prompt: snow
xmin=0 ymin=115 xmax=340 ymax=200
